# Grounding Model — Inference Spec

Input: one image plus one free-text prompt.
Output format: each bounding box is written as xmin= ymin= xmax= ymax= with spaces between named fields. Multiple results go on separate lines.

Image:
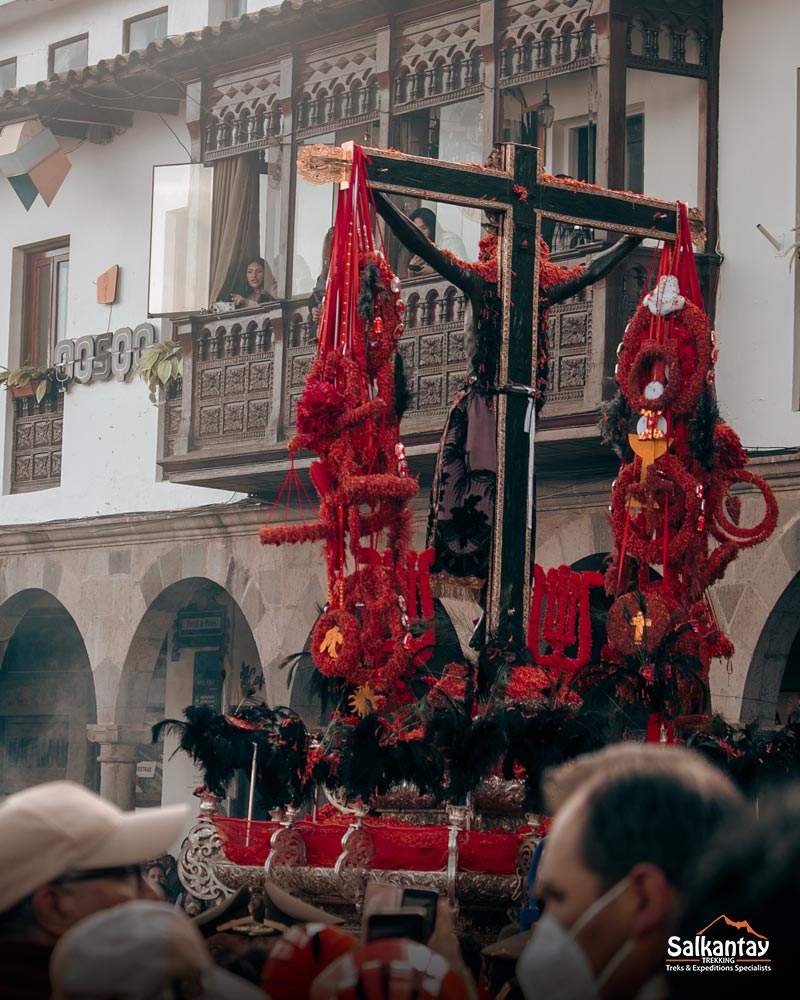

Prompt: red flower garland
xmin=616 ymin=300 xmax=711 ymax=416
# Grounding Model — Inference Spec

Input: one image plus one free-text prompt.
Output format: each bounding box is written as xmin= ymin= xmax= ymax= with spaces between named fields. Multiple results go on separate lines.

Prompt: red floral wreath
xmin=607 ymin=591 xmax=676 ymax=657
xmin=611 ymin=454 xmax=700 ymax=568
xmin=625 ymin=341 xmax=681 ymax=413
xmin=312 ymin=609 xmax=363 ymax=679
xmin=617 ymin=300 xmax=711 ymax=416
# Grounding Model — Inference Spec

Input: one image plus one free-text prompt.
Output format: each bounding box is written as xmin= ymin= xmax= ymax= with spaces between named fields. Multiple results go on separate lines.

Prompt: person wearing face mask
xmin=516 ymin=744 xmax=744 ymax=1000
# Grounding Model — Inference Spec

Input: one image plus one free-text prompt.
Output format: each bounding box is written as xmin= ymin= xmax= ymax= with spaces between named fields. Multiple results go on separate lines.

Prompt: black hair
xmin=410 ymin=207 xmax=437 ymax=237
xmin=579 ymin=769 xmax=743 ymax=892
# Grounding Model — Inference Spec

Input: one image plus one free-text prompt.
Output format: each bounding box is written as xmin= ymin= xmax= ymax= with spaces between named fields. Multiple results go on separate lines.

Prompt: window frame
xmin=123 ymin=7 xmax=169 ymax=54
xmin=48 ymin=34 xmax=89 ymax=77
xmin=0 ymin=57 xmax=17 ymax=90
xmin=22 ymin=241 xmax=70 ymax=368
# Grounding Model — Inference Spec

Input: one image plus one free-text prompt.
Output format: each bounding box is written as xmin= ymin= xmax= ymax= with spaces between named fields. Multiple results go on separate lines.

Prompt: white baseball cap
xmin=0 ymin=781 xmax=188 ymax=912
xmin=50 ymin=900 xmax=266 ymax=1000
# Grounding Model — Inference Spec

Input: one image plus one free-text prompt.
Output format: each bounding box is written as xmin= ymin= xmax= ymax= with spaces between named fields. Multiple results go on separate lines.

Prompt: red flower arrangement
xmin=616 ymin=299 xmax=711 ymax=417
xmin=295 ymin=379 xmax=346 ymax=441
xmin=528 ymin=564 xmax=603 ymax=679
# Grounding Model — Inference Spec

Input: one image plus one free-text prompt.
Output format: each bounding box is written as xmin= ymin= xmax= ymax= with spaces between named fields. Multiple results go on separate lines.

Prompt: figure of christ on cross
xmin=359 ymin=142 xmax=680 ymax=637
xmin=373 ymin=192 xmax=639 ymax=639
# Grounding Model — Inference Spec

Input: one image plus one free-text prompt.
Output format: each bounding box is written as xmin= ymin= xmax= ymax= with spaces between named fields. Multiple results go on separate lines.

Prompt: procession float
xmin=158 ymin=142 xmax=786 ymax=937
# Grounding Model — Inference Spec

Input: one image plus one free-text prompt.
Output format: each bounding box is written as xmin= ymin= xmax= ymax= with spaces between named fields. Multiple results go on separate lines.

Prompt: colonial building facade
xmin=0 ymin=0 xmax=797 ymax=823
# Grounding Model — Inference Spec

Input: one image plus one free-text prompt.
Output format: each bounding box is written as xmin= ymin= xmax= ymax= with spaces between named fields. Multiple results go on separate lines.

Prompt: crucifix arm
xmin=372 ymin=191 xmax=482 ymax=295
xmin=545 ymin=234 xmax=643 ymax=306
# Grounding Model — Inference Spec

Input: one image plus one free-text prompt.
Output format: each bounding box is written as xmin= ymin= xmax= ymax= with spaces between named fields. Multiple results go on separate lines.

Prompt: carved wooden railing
xmin=161 ymin=245 xmax=676 ymax=487
xmin=271 ymin=276 xmax=472 ymax=439
xmin=10 ymin=392 xmax=64 ymax=493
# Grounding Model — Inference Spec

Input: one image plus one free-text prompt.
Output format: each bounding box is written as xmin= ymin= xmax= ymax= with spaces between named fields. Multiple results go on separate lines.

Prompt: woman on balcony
xmin=231 ymin=257 xmax=276 ymax=309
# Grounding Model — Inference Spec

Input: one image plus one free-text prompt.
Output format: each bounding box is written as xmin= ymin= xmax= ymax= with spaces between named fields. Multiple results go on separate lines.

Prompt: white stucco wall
xmin=0 ymin=112 xmax=236 ymax=523
xmin=0 ymin=1 xmax=255 ymax=88
xmin=716 ymin=0 xmax=800 ymax=448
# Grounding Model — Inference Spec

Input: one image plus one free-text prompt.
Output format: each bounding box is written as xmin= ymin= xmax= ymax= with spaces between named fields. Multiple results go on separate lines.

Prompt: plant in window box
xmin=0 ymin=364 xmax=62 ymax=403
xmin=135 ymin=340 xmax=183 ymax=405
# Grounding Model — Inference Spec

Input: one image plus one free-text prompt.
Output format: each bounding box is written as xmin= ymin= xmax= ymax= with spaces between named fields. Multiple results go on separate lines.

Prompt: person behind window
xmin=405 ymin=208 xmax=468 ymax=277
xmin=231 ymin=258 xmax=276 ymax=309
xmin=308 ymin=227 xmax=334 ymax=325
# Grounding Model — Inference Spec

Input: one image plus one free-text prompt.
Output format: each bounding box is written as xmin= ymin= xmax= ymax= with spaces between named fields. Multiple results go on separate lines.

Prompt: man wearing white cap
xmin=0 ymin=780 xmax=188 ymax=1000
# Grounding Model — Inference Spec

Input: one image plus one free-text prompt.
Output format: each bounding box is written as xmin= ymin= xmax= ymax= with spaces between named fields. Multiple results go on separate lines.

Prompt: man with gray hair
xmin=0 ymin=781 xmax=188 ymax=1000
xmin=517 ymin=743 xmax=744 ymax=1000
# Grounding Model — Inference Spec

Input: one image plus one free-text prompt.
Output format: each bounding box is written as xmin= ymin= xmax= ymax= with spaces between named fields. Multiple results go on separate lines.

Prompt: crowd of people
xmin=1 ymin=742 xmax=795 ymax=999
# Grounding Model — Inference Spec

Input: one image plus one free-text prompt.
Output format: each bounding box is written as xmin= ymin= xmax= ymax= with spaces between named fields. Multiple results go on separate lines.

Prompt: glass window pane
xmin=0 ymin=60 xmax=16 ymax=90
xmin=149 ymin=164 xmax=214 ymax=314
xmin=225 ymin=0 xmax=247 ymax=17
xmin=52 ymin=37 xmax=88 ymax=75
xmin=259 ymin=155 xmax=282 ymax=297
xmin=56 ymin=260 xmax=69 ymax=342
xmin=35 ymin=263 xmax=52 ymax=366
xmin=292 ymin=133 xmax=335 ymax=297
xmin=128 ymin=11 xmax=168 ymax=51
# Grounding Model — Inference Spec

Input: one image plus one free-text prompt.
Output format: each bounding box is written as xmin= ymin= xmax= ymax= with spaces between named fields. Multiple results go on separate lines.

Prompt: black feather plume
xmin=689 ymin=388 xmax=720 ymax=471
xmin=598 ymin=391 xmax=633 ymax=460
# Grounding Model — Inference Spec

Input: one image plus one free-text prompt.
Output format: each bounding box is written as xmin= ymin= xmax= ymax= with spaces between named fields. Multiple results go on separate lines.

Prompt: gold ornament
xmin=349 ymin=683 xmax=377 ymax=717
xmin=297 ymin=143 xmax=353 ymax=185
xmin=319 ymin=625 xmax=344 ymax=659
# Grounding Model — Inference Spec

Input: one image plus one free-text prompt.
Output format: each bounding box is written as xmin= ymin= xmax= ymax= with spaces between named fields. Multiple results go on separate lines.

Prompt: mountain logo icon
xmin=696 ymin=915 xmax=767 ymax=940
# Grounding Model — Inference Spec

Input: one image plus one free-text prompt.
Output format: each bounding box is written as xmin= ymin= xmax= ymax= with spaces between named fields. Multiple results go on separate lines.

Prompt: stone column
xmin=87 ymin=724 xmax=147 ymax=810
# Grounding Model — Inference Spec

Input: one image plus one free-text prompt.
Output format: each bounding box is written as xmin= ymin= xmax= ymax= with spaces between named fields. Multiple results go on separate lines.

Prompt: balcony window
xmin=49 ymin=35 xmax=88 ymax=76
xmin=291 ymin=121 xmax=379 ymax=298
xmin=389 ymin=97 xmax=485 ymax=271
xmin=124 ymin=9 xmax=168 ymax=53
xmin=149 ymin=151 xmax=282 ymax=315
xmin=149 ymin=164 xmax=213 ymax=315
xmin=0 ymin=58 xmax=16 ymax=91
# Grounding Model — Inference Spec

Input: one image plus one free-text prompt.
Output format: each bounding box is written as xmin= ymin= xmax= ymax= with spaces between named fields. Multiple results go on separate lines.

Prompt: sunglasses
xmin=54 ymin=864 xmax=143 ymax=885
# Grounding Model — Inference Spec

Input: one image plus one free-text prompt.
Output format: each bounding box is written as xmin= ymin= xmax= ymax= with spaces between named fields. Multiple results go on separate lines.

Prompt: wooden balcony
xmin=159 ymin=274 xmax=472 ymax=495
xmin=158 ymin=246 xmax=721 ymax=496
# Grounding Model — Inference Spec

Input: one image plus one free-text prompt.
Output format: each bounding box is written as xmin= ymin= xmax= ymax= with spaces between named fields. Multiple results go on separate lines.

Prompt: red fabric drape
xmin=213 ymin=817 xmax=524 ymax=876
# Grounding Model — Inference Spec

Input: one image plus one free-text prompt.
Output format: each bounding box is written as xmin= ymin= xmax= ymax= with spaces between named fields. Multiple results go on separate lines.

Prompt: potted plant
xmin=0 ymin=364 xmax=61 ymax=403
xmin=135 ymin=340 xmax=183 ymax=405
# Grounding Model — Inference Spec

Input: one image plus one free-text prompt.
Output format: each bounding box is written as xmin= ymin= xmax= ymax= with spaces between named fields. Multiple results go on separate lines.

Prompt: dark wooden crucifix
xmin=360 ymin=142 xmax=679 ymax=637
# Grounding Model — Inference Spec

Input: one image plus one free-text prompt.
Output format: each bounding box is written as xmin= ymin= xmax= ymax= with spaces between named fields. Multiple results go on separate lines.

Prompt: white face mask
xmin=516 ymin=877 xmax=634 ymax=1000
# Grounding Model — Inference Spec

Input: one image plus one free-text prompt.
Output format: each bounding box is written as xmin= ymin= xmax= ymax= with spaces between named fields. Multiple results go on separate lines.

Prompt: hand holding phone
xmin=365 ymin=908 xmax=428 ymax=944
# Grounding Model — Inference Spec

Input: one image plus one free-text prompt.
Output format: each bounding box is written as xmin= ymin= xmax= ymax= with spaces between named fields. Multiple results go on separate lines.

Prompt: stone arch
xmin=741 ymin=571 xmax=800 ymax=725
xmin=118 ymin=544 xmax=267 ymax=720
xmin=0 ymin=588 xmax=98 ymax=794
xmin=112 ymin=576 xmax=266 ymax=810
xmin=735 ymin=514 xmax=800 ymax=723
xmin=706 ymin=510 xmax=800 ymax=722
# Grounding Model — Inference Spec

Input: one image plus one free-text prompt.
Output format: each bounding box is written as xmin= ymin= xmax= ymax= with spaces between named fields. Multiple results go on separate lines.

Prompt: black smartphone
xmin=365 ymin=908 xmax=428 ymax=944
xmin=401 ymin=888 xmax=439 ymax=941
